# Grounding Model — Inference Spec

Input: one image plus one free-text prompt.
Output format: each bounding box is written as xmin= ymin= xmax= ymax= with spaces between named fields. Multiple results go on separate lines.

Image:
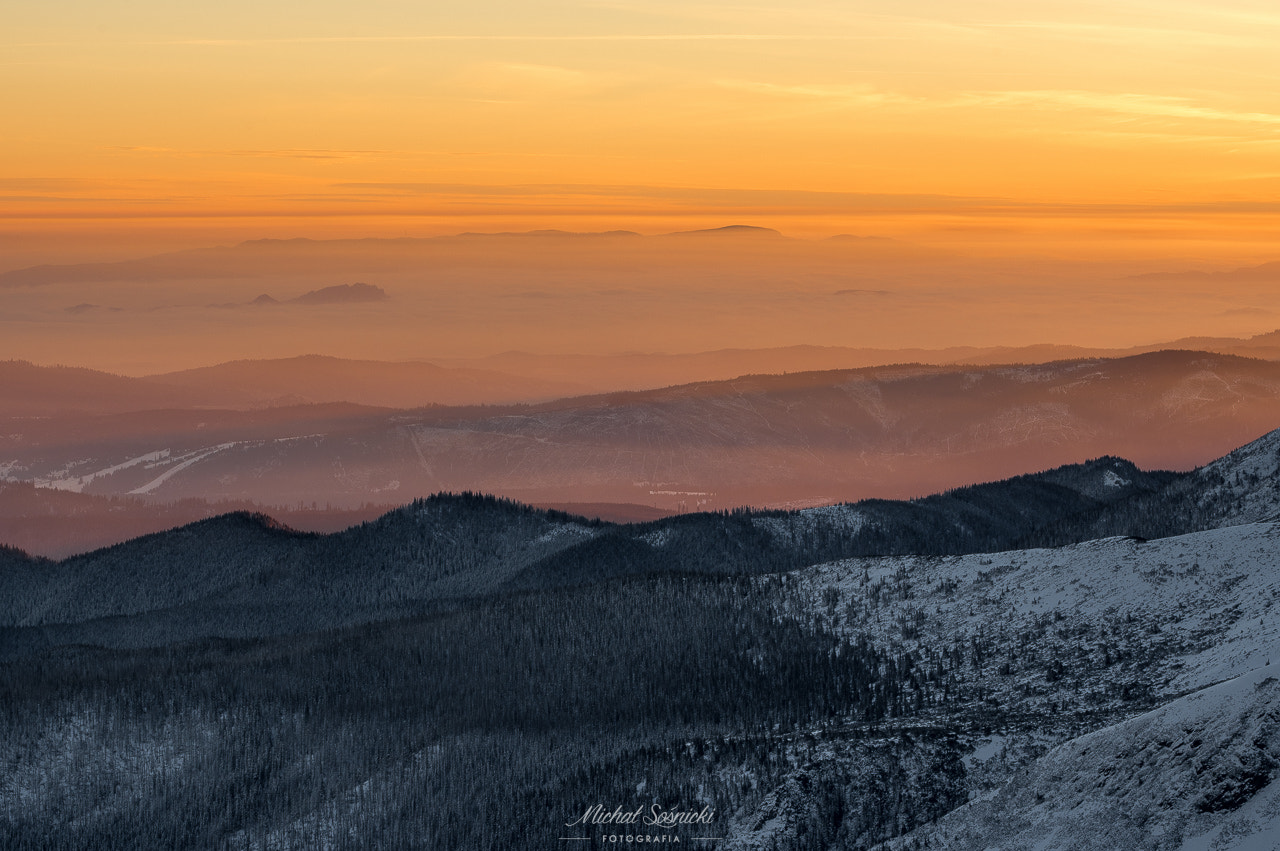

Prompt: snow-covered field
xmin=877 ymin=667 xmax=1280 ymax=851
xmin=797 ymin=523 xmax=1280 ymax=697
xmin=757 ymin=520 xmax=1280 ymax=850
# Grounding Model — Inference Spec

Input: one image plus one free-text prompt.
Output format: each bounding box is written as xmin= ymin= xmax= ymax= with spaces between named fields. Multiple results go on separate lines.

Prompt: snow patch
xmin=1102 ymin=469 xmax=1131 ymax=489
xmin=36 ymin=450 xmax=169 ymax=493
xmin=797 ymin=522 xmax=1280 ymax=698
xmin=534 ymin=523 xmax=594 ymax=545
xmin=883 ymin=667 xmax=1280 ymax=851
xmin=963 ymin=735 xmax=1007 ymax=771
xmin=129 ymin=444 xmax=237 ymax=495
xmin=641 ymin=528 xmax=674 ymax=548
xmin=798 ymin=503 xmax=866 ymax=531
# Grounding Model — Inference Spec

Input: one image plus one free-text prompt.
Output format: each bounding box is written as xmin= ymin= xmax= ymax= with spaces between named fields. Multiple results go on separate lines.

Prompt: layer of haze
xmin=2 ymin=230 xmax=1280 ymax=375
xmin=5 ymin=1 xmax=1280 ymax=373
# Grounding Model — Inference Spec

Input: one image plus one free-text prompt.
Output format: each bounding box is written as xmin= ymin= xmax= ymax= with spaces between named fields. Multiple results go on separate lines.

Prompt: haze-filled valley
xmin=6 ymin=347 xmax=1280 ymax=557
xmin=4 ymin=229 xmax=1280 ymax=375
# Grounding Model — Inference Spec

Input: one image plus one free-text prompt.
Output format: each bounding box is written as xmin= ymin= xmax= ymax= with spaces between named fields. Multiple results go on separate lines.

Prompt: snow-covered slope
xmin=795 ymin=521 xmax=1280 ymax=703
xmin=1196 ymin=428 xmax=1280 ymax=526
xmin=880 ymin=666 xmax=1280 ymax=851
xmin=731 ymin=520 xmax=1280 ymax=850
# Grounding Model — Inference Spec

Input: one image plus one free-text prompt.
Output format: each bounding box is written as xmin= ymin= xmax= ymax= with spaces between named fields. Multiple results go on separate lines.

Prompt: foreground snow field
xmin=773 ymin=522 xmax=1280 ymax=850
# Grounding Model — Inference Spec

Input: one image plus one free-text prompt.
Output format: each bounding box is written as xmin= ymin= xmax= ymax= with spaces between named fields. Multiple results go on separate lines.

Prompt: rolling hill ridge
xmin=4 ymin=429 xmax=1280 ymax=848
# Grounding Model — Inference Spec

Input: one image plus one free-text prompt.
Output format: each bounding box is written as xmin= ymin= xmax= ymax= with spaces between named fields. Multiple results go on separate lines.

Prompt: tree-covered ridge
xmin=1 ymin=575 xmax=965 ymax=850
xmin=3 ymin=431 xmax=1280 ymax=848
xmin=5 ymin=431 xmax=1278 ymax=655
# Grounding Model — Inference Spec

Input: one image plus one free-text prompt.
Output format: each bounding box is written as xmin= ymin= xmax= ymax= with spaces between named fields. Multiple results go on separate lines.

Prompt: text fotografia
xmin=596 ymin=834 xmax=682 ymax=844
xmin=567 ymin=804 xmax=715 ymax=829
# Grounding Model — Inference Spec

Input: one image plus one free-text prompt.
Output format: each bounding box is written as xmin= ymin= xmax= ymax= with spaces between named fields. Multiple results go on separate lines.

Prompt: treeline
xmin=1013 ymin=466 xmax=1270 ymax=548
xmin=1 ymin=495 xmax=597 ymax=648
xmin=0 ymin=461 xmax=1236 ymax=656
xmin=0 ymin=572 xmax=963 ymax=849
xmin=513 ymin=460 xmax=1180 ymax=589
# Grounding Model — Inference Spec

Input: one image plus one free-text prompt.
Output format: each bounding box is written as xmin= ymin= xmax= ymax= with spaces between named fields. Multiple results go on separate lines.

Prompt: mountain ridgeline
xmin=2 ymin=431 xmax=1274 ymax=654
xmin=4 ymin=429 xmax=1280 ymax=850
xmin=7 ymin=351 xmax=1280 ymax=533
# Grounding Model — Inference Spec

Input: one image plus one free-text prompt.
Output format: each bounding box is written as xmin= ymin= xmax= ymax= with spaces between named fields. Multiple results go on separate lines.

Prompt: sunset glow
xmin=10 ymin=7 xmax=1280 ymax=841
xmin=6 ymin=0 xmax=1280 ymax=262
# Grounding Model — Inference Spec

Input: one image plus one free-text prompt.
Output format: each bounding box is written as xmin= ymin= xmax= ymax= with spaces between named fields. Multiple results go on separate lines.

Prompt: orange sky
xmin=5 ymin=1 xmax=1280 ymax=264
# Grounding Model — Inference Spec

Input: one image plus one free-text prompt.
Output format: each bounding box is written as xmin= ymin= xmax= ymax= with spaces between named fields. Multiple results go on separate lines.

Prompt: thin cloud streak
xmin=714 ymin=78 xmax=1280 ymax=131
xmin=4 ymin=33 xmax=883 ymax=49
xmin=329 ymin=182 xmax=1280 ymax=216
xmin=13 ymin=176 xmax=1280 ymax=218
xmin=143 ymin=34 xmax=883 ymax=47
xmin=581 ymin=2 xmax=989 ymax=37
xmin=1125 ymin=0 xmax=1280 ymax=29
xmin=969 ymin=90 xmax=1280 ymax=127
xmin=713 ymin=79 xmax=917 ymax=106
xmin=975 ymin=20 xmax=1260 ymax=47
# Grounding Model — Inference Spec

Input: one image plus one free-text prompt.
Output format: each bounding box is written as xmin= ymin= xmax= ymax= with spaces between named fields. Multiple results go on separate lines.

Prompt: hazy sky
xmin=5 ymin=0 xmax=1280 ymax=262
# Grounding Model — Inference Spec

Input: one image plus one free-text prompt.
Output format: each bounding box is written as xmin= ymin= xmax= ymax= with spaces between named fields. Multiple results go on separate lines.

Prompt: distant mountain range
xmin=4 ymin=350 xmax=1280 ymax=527
xmin=8 ymin=328 xmax=1280 ymax=418
xmin=6 ymin=229 xmax=1276 ymax=381
xmin=436 ymin=329 xmax=1280 ymax=389
xmin=209 ymin=282 xmax=390 ymax=309
xmin=7 ymin=227 xmax=1280 ymax=291
xmin=0 ymin=481 xmax=395 ymax=559
xmin=0 ymin=355 xmax=584 ymax=415
xmin=1125 ymin=259 xmax=1280 ymax=282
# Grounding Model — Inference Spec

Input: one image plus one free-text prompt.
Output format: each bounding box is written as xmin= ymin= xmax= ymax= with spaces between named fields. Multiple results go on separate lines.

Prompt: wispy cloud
xmin=106 ymin=146 xmax=399 ymax=160
xmin=100 ymin=147 xmax=626 ymax=162
xmin=460 ymin=62 xmax=608 ymax=99
xmin=1125 ymin=0 xmax=1280 ymax=29
xmin=1219 ymin=306 xmax=1275 ymax=317
xmin=712 ymin=80 xmax=916 ymax=107
xmin=107 ymin=146 xmax=178 ymax=154
xmin=581 ymin=2 xmax=987 ymax=37
xmin=225 ymin=149 xmax=391 ymax=159
xmin=713 ymin=79 xmax=1280 ymax=132
xmin=0 ymin=178 xmax=103 ymax=191
xmin=4 ymin=32 xmax=885 ymax=51
xmin=144 ymin=33 xmax=868 ymax=47
xmin=326 ymin=182 xmax=1280 ymax=216
xmin=975 ymin=20 xmax=1260 ymax=47
xmin=967 ymin=90 xmax=1280 ymax=127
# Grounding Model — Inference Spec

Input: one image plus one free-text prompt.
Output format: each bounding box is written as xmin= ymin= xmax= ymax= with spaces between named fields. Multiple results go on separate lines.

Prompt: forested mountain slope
xmin=4 ymin=428 xmax=1279 ymax=655
xmin=4 ymin=430 xmax=1280 ymax=849
xmin=5 ymin=351 xmax=1280 ymax=518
